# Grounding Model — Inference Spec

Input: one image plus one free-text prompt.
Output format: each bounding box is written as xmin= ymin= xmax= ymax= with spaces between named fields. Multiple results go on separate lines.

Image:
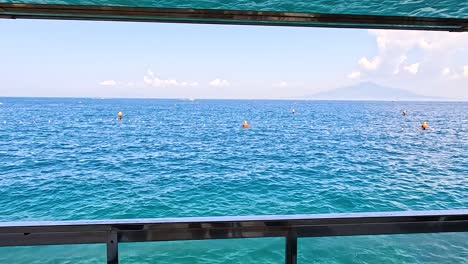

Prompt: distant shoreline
xmin=0 ymin=96 xmax=467 ymax=102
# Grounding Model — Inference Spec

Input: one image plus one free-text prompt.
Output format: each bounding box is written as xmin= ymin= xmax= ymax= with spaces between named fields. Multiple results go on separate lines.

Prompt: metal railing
xmin=0 ymin=3 xmax=467 ymax=32
xmin=0 ymin=209 xmax=467 ymax=264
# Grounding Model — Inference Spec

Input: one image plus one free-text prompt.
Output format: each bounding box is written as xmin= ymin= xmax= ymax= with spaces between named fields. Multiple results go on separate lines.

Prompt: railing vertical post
xmin=107 ymin=231 xmax=119 ymax=264
xmin=285 ymin=230 xmax=297 ymax=264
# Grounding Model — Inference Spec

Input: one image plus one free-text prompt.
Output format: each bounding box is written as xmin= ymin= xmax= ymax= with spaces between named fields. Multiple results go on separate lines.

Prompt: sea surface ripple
xmin=0 ymin=98 xmax=467 ymax=263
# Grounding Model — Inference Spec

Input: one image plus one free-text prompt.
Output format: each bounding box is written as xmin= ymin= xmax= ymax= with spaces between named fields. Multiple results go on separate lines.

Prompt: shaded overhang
xmin=0 ymin=1 xmax=467 ymax=31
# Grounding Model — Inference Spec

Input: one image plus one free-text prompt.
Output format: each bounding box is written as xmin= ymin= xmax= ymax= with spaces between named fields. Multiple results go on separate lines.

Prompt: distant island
xmin=303 ymin=82 xmax=451 ymax=101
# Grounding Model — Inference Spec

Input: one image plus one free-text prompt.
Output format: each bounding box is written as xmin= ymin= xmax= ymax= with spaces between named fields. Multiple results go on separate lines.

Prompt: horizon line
xmin=1 ymin=95 xmax=467 ymax=102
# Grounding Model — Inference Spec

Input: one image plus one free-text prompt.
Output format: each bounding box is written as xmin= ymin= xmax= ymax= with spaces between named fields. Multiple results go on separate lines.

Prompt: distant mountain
xmin=304 ymin=82 xmax=448 ymax=101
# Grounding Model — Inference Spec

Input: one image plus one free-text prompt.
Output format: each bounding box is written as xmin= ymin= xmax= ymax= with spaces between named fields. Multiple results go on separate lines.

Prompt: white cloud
xmin=393 ymin=55 xmax=407 ymax=75
xmin=419 ymin=39 xmax=431 ymax=50
xmin=144 ymin=70 xmax=198 ymax=87
xmin=352 ymin=30 xmax=468 ymax=79
xmin=403 ymin=63 xmax=419 ymax=74
xmin=358 ymin=56 xmax=380 ymax=71
xmin=209 ymin=79 xmax=230 ymax=87
xmin=442 ymin=68 xmax=461 ymax=80
xmin=273 ymin=81 xmax=289 ymax=87
xmin=181 ymin=81 xmax=199 ymax=86
xmin=369 ymin=30 xmax=468 ymax=52
xmin=347 ymin=71 xmax=361 ymax=79
xmin=441 ymin=67 xmax=451 ymax=76
xmin=464 ymin=66 xmax=468 ymax=78
xmin=99 ymin=80 xmax=117 ymax=86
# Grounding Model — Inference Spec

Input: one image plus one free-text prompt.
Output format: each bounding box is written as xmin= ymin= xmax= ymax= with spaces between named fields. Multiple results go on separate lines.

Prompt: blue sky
xmin=0 ymin=19 xmax=467 ymax=99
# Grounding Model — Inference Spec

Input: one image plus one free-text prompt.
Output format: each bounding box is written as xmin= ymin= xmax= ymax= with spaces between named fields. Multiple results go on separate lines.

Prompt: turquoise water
xmin=0 ymin=97 xmax=467 ymax=263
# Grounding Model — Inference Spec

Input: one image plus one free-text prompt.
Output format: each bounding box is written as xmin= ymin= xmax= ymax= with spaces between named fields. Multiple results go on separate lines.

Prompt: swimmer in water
xmin=291 ymin=108 xmax=295 ymax=114
xmin=402 ymin=111 xmax=407 ymax=116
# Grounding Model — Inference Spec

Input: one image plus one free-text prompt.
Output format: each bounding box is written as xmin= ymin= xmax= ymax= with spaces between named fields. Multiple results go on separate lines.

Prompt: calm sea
xmin=0 ymin=97 xmax=467 ymax=263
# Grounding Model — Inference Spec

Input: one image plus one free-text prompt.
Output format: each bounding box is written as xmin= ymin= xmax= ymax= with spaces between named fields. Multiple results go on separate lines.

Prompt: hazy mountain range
xmin=304 ymin=82 xmax=451 ymax=101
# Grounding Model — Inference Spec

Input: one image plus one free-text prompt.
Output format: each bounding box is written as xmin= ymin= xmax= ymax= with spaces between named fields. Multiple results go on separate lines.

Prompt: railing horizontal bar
xmin=1 ymin=209 xmax=467 ymax=228
xmin=0 ymin=3 xmax=466 ymax=32
xmin=0 ymin=210 xmax=466 ymax=247
xmin=118 ymin=227 xmax=289 ymax=242
xmin=0 ymin=231 xmax=107 ymax=247
xmin=295 ymin=220 xmax=468 ymax=237
xmin=0 ymin=14 xmax=463 ymax=32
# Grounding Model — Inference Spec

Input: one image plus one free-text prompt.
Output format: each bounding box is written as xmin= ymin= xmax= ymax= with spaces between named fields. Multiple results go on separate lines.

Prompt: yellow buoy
xmin=421 ymin=121 xmax=428 ymax=130
xmin=117 ymin=111 xmax=123 ymax=120
xmin=242 ymin=120 xmax=249 ymax=128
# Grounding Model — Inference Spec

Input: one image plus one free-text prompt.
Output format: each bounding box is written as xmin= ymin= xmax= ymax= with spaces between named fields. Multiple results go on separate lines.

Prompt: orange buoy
xmin=117 ymin=111 xmax=123 ymax=120
xmin=242 ymin=120 xmax=249 ymax=128
xmin=421 ymin=121 xmax=428 ymax=130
